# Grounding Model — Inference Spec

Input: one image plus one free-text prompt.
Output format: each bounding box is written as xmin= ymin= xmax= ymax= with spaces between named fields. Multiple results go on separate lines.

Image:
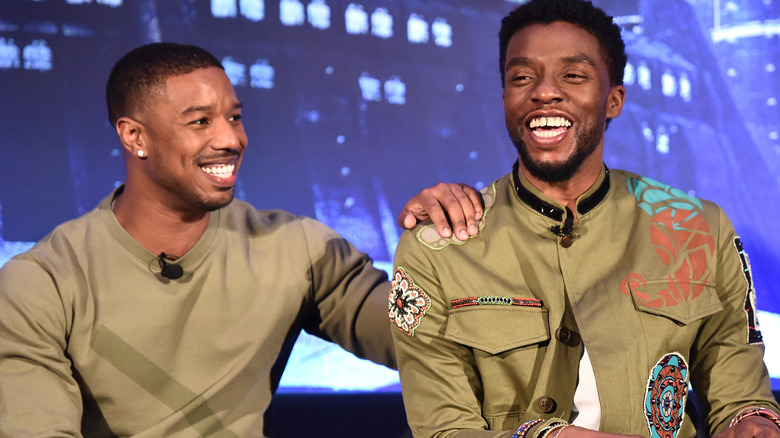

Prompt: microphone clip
xmin=158 ymin=252 xmax=184 ymax=279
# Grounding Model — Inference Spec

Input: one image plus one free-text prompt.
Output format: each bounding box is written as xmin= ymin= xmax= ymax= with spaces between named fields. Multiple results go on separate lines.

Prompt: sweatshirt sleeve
xmin=298 ymin=216 xmax=396 ymax=369
xmin=0 ymin=254 xmax=83 ymax=437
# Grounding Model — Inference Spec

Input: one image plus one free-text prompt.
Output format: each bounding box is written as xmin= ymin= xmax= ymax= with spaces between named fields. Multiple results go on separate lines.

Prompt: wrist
xmin=729 ymin=406 xmax=780 ymax=429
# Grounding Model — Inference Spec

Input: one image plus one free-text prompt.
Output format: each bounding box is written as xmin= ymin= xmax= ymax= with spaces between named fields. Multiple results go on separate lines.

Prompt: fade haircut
xmin=498 ymin=0 xmax=627 ymax=88
xmin=106 ymin=42 xmax=223 ymax=126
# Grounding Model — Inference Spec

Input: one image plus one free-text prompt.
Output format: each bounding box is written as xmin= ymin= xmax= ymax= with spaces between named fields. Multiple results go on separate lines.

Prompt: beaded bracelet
xmin=512 ymin=419 xmax=544 ymax=438
xmin=729 ymin=406 xmax=780 ymax=429
xmin=539 ymin=422 xmax=570 ymax=438
xmin=550 ymin=424 xmax=572 ymax=438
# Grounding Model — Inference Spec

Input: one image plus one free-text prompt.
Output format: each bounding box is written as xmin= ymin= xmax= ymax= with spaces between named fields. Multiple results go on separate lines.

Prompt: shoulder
xmin=222 ymin=199 xmax=345 ymax=244
xmin=221 ymin=199 xmax=307 ymax=232
xmin=611 ymin=169 xmax=724 ymax=216
xmin=2 ymin=206 xmax=103 ymax=275
xmin=410 ymin=174 xmax=509 ymax=251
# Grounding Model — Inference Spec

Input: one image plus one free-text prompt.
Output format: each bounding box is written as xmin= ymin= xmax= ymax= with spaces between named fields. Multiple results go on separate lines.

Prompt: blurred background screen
xmin=1 ymin=0 xmax=778 ymax=392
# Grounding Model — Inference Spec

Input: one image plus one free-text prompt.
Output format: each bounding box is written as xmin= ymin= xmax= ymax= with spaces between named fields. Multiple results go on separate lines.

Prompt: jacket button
xmin=536 ymin=396 xmax=556 ymax=413
xmin=560 ymin=234 xmax=573 ymax=248
xmin=556 ymin=327 xmax=571 ymax=343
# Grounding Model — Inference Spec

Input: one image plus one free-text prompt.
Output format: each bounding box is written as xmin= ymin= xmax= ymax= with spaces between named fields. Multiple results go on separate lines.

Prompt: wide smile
xmin=200 ymin=163 xmax=235 ymax=179
xmin=528 ymin=115 xmax=573 ymax=140
xmin=199 ymin=158 xmax=239 ymax=187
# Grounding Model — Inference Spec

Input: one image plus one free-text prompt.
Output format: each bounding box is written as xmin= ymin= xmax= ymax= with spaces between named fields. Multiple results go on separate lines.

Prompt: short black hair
xmin=498 ymin=0 xmax=627 ymax=88
xmin=106 ymin=42 xmax=223 ymax=126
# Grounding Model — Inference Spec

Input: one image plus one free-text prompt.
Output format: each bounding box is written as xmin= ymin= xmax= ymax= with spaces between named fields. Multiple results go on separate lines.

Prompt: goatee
xmin=506 ymin=115 xmax=604 ymax=183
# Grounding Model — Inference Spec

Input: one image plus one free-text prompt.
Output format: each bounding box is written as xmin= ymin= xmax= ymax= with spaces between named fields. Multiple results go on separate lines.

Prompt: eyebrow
xmin=504 ymin=53 xmax=598 ymax=71
xmin=561 ymin=54 xmax=597 ymax=67
xmin=180 ymin=101 xmax=243 ymax=116
xmin=504 ymin=56 xmax=533 ymax=71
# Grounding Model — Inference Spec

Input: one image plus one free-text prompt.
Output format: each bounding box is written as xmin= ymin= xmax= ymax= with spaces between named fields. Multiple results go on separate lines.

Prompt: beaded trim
xmin=729 ymin=406 xmax=780 ymax=429
xmin=451 ymin=296 xmax=543 ymax=309
xmin=511 ymin=419 xmax=544 ymax=438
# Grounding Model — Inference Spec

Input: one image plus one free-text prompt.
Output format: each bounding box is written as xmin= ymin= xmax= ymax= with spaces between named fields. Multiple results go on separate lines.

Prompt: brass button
xmin=536 ymin=396 xmax=556 ymax=413
xmin=556 ymin=327 xmax=571 ymax=343
xmin=560 ymin=234 xmax=573 ymax=248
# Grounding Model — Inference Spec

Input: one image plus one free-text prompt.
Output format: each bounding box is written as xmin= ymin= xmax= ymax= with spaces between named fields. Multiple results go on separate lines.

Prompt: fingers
xmin=397 ymin=183 xmax=485 ymax=241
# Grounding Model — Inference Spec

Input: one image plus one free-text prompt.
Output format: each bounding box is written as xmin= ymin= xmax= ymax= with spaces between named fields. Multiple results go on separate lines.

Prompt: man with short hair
xmin=389 ymin=1 xmax=780 ymax=437
xmin=0 ymin=42 xmax=482 ymax=436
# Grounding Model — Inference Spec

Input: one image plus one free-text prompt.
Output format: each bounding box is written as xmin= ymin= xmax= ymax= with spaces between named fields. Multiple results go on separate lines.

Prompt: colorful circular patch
xmin=645 ymin=353 xmax=688 ymax=438
xmin=388 ymin=267 xmax=431 ymax=337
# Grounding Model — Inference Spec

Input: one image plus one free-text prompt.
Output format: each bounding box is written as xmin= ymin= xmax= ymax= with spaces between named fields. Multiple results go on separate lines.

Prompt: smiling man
xmin=0 ymin=43 xmax=482 ymax=436
xmin=389 ymin=1 xmax=780 ymax=438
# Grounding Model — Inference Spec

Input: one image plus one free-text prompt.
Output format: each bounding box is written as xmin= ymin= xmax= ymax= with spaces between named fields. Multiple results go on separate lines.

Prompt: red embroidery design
xmin=622 ymin=178 xmax=715 ymax=308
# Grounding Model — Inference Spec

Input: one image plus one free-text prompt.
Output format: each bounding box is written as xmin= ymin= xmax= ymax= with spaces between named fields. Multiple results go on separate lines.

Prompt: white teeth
xmin=201 ymin=163 xmax=235 ymax=178
xmin=529 ymin=116 xmax=572 ymax=129
xmin=534 ymin=129 xmax=567 ymax=138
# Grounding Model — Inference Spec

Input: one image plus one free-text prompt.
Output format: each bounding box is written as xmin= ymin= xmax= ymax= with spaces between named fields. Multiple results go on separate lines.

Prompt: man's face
xmin=136 ymin=66 xmax=247 ymax=212
xmin=502 ymin=21 xmax=624 ymax=183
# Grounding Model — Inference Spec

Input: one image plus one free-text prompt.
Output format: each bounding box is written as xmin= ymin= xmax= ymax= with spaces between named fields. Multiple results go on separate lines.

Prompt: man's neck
xmin=112 ymin=186 xmax=211 ymax=257
xmin=519 ymin=161 xmax=603 ymax=217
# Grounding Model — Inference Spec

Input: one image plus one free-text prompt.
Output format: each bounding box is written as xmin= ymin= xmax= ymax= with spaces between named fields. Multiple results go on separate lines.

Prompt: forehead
xmin=161 ymin=67 xmax=238 ymax=109
xmin=505 ymin=21 xmax=607 ymax=70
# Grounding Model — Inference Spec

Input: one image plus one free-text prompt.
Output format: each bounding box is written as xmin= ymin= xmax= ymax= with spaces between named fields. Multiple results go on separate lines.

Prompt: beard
xmin=506 ymin=112 xmax=605 ymax=183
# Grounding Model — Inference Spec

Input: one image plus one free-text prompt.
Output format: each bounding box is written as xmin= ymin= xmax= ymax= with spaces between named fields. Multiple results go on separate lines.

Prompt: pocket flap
xmin=628 ymin=280 xmax=723 ymax=325
xmin=444 ymin=306 xmax=549 ymax=354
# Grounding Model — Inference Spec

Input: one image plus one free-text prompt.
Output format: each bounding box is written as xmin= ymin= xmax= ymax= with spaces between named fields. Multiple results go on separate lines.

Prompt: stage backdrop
xmin=1 ymin=0 xmax=778 ymax=391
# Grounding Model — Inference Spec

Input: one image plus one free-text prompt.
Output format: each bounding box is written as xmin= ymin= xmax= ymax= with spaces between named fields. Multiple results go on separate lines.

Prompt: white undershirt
xmin=570 ymin=346 xmax=601 ymax=430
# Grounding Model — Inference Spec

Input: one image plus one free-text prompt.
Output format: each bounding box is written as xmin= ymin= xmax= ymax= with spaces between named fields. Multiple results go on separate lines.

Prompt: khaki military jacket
xmin=390 ymin=165 xmax=779 ymax=438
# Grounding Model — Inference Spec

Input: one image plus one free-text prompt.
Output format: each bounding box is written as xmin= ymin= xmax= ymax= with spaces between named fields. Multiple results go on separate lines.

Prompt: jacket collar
xmin=511 ymin=160 xmax=610 ymax=221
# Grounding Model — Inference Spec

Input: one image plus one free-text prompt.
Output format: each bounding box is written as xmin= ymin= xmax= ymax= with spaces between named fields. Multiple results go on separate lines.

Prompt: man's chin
xmin=521 ymin=155 xmax=581 ymax=183
xmin=199 ymin=193 xmax=235 ymax=212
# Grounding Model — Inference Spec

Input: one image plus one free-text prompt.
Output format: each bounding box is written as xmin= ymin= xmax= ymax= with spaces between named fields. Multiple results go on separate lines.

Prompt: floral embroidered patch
xmin=645 ymin=353 xmax=688 ymax=438
xmin=388 ymin=267 xmax=431 ymax=337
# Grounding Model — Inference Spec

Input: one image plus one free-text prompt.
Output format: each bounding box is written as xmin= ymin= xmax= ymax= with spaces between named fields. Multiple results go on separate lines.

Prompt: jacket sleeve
xmin=389 ymin=230 xmax=517 ymax=438
xmin=298 ymin=216 xmax=396 ymax=369
xmin=689 ymin=207 xmax=780 ymax=435
xmin=0 ymin=255 xmax=83 ymax=437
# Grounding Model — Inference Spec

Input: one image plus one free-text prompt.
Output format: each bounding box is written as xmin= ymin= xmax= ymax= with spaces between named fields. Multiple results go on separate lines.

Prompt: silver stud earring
xmin=137 ymin=150 xmax=145 ymax=158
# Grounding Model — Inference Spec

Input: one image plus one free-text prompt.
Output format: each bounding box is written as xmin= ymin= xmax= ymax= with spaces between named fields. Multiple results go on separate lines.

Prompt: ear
xmin=116 ymin=116 xmax=145 ymax=157
xmin=605 ymin=84 xmax=625 ymax=120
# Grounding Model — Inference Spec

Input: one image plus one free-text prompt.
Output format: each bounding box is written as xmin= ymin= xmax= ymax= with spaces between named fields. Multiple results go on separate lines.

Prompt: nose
xmin=530 ymin=74 xmax=564 ymax=105
xmin=211 ymin=117 xmax=244 ymax=152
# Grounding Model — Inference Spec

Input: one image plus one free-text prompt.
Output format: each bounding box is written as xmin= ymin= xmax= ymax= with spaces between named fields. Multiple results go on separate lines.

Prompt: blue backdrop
xmin=1 ymin=0 xmax=778 ymax=391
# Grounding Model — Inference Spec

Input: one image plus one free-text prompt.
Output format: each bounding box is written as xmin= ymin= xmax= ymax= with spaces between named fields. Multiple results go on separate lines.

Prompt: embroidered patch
xmin=451 ymin=296 xmax=543 ymax=309
xmin=417 ymin=182 xmax=497 ymax=250
xmin=388 ymin=267 xmax=431 ymax=337
xmin=733 ymin=237 xmax=763 ymax=344
xmin=645 ymin=353 xmax=688 ymax=438
xmin=621 ymin=177 xmax=715 ymax=308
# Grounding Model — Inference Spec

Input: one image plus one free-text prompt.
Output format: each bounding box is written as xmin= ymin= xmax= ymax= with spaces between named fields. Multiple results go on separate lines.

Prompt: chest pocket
xmin=444 ymin=306 xmax=549 ymax=354
xmin=627 ymin=281 xmax=723 ymax=325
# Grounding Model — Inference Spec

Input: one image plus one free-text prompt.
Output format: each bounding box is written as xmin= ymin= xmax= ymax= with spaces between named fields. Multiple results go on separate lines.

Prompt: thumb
xmin=402 ymin=212 xmax=418 ymax=229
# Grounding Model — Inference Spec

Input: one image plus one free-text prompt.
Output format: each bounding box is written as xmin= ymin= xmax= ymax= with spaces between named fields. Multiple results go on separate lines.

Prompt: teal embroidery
xmin=628 ymin=176 xmax=703 ymax=217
